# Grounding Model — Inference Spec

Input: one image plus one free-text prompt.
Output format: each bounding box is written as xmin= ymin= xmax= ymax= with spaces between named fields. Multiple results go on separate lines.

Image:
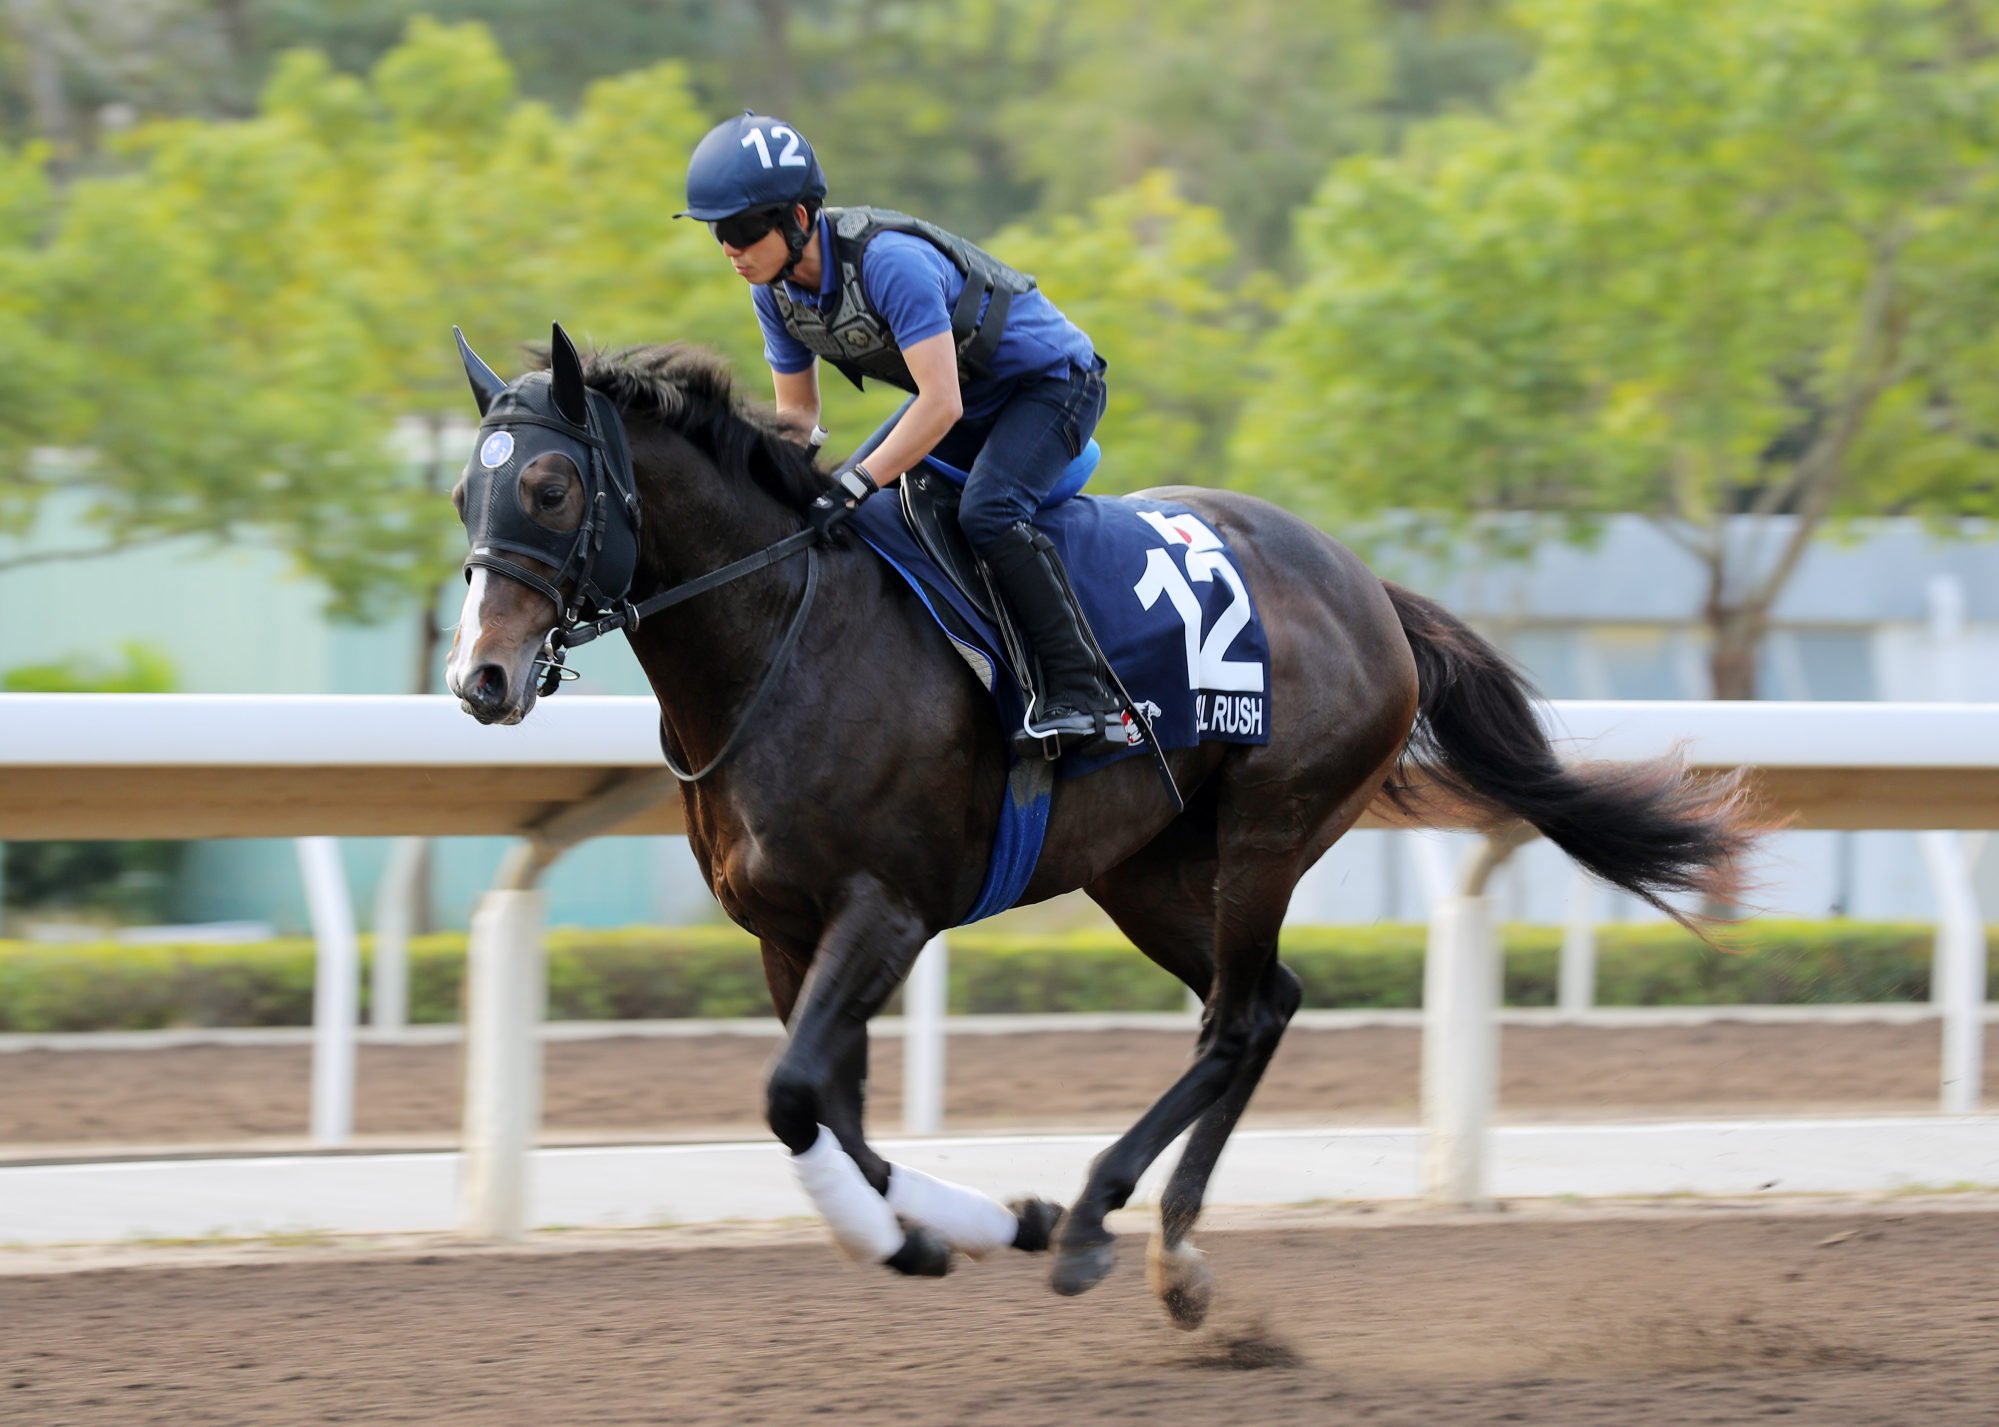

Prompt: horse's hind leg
xmin=1082 ymin=823 xmax=1302 ymax=1324
xmin=1056 ymin=807 xmax=1304 ymax=1299
xmin=1150 ymin=957 xmax=1300 ymax=1326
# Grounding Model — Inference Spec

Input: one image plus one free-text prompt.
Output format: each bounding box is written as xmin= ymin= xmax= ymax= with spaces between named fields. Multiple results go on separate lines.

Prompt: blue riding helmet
xmin=678 ymin=110 xmax=827 ymax=222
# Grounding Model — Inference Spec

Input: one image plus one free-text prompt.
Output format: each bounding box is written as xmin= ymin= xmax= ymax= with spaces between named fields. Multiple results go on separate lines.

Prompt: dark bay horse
xmin=445 ymin=328 xmax=1754 ymax=1326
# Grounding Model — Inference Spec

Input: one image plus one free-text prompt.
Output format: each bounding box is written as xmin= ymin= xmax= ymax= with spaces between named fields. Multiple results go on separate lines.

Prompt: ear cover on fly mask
xmin=456 ymin=325 xmax=507 ymax=417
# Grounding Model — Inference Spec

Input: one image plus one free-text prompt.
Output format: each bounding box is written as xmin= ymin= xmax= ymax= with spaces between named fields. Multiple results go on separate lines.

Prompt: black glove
xmin=807 ymin=463 xmax=878 ymax=539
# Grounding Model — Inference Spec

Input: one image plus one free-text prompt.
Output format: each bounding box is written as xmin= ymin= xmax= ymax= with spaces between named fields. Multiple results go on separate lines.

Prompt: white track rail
xmin=4 ymin=694 xmax=1995 ymax=1236
xmin=4 ymin=1117 xmax=1996 ymax=1247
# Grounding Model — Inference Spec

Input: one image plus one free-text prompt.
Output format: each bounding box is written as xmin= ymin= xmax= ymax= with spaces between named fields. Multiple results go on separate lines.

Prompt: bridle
xmin=466 ymin=404 xmax=640 ymax=646
xmin=456 ymin=323 xmax=821 ymax=783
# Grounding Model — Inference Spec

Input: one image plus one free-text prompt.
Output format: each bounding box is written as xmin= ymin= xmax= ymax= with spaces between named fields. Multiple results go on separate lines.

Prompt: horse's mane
xmin=533 ymin=342 xmax=833 ymax=511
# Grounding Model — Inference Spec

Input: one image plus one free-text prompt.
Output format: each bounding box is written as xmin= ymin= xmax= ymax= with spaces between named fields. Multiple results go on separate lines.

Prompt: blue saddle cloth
xmin=848 ymin=453 xmax=1271 ymax=923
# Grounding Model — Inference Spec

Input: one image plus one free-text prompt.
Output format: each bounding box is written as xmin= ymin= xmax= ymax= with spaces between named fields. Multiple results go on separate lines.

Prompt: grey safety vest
xmin=766 ymin=206 xmax=1037 ymax=394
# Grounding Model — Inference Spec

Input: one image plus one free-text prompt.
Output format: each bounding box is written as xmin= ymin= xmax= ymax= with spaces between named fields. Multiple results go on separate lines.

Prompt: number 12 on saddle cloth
xmin=847 ymin=493 xmax=1273 ymax=777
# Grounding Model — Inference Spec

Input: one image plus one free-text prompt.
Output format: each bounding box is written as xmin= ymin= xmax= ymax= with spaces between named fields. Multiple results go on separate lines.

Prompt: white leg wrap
xmin=886 ymin=1163 xmax=1018 ymax=1258
xmin=792 ymin=1124 xmax=903 ymax=1264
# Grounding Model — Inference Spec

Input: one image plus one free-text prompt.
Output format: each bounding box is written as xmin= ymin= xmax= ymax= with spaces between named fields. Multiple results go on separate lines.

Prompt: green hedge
xmin=0 ymin=921 xmax=1987 ymax=1033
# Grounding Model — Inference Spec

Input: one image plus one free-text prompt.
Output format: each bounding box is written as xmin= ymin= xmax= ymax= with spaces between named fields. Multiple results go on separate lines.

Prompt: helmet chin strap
xmin=776 ymin=205 xmax=812 ymax=283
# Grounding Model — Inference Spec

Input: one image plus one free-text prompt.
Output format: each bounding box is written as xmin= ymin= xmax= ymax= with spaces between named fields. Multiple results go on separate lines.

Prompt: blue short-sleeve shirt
xmin=751 ymin=215 xmax=1097 ymax=421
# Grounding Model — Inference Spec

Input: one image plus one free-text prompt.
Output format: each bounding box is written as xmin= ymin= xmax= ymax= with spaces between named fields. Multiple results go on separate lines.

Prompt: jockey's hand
xmin=807 ymin=464 xmax=878 ymax=539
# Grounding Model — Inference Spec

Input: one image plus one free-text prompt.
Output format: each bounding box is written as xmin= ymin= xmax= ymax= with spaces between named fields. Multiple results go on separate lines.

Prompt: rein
xmin=541 ymin=527 xmax=822 ymax=784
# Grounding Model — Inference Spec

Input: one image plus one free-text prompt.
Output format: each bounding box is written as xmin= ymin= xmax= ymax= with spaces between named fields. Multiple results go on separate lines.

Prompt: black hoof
xmin=1050 ymin=1232 xmax=1117 ymax=1296
xmin=884 ymin=1223 xmax=952 ymax=1278
xmin=1008 ymin=1197 xmax=1065 ymax=1254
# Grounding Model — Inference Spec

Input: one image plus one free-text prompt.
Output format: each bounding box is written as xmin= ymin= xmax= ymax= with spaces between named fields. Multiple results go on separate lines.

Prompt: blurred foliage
xmin=989 ymin=171 xmax=1280 ymax=484
xmin=2 ymin=641 xmax=175 ymax=693
xmin=6 ymin=21 xmax=748 ymax=621
xmin=0 ymin=2 xmax=1527 ymax=262
xmin=2 ymin=644 xmax=184 ymax=923
xmin=0 ymin=919 xmax=1971 ymax=1030
xmin=3 ymin=11 xmax=1336 ymax=613
xmin=1 ymin=0 xmax=1995 ymax=698
xmin=1236 ymin=0 xmax=1999 ymax=693
xmin=0 ymin=1 xmax=736 ymax=151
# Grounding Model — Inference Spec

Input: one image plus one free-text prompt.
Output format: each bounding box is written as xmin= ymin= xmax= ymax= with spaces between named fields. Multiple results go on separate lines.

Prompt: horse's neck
xmin=634 ymin=435 xmax=801 ymax=589
xmin=626 ymin=436 xmax=825 ymax=764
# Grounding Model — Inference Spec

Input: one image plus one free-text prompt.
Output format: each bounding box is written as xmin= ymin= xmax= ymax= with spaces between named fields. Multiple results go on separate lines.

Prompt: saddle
xmin=896 ymin=442 xmax=1103 ymax=715
xmin=851 ymin=445 xmax=1264 ymax=815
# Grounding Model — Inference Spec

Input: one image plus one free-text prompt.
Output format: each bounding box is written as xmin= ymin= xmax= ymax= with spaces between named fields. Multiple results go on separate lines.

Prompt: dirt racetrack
xmin=3 ymin=1017 xmax=1993 ymax=1154
xmin=4 ymin=1202 xmax=1997 ymax=1425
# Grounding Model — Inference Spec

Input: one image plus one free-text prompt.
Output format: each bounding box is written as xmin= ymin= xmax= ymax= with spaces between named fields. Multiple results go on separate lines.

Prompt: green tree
xmin=10 ymin=19 xmax=759 ymax=644
xmin=994 ymin=0 xmax=1393 ymax=268
xmin=988 ymin=170 xmax=1275 ymax=484
xmin=1237 ymin=0 xmax=1999 ymax=697
xmin=0 ymin=137 xmax=73 ymax=537
xmin=784 ymin=1 xmax=1524 ymax=269
xmin=28 ymin=103 xmax=431 ymax=621
xmin=0 ymin=1 xmax=741 ymax=145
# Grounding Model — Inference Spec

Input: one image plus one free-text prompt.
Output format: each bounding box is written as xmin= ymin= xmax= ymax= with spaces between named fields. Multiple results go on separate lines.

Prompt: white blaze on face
xmin=446 ymin=568 xmax=493 ymax=698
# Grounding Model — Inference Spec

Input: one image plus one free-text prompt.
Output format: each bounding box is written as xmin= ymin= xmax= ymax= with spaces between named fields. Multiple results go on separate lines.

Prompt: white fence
xmin=2 ymin=695 xmax=1995 ymax=1235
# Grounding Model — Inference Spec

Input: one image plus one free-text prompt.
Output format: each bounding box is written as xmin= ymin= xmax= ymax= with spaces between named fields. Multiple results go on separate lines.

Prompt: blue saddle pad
xmin=849 ymin=477 xmax=1272 ymax=778
xmin=848 ymin=460 xmax=1271 ymax=925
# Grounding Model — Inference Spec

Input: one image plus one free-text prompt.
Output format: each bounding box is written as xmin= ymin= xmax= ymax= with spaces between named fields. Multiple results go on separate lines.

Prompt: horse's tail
xmin=1380 ymin=580 xmax=1757 ymax=926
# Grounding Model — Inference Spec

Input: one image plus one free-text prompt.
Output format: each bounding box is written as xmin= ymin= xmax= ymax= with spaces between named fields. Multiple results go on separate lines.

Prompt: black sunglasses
xmin=710 ymin=207 xmax=786 ymax=249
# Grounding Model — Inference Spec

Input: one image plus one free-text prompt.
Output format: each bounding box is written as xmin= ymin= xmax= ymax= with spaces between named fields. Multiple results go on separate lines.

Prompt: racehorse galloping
xmin=445 ymin=325 xmax=1755 ymax=1327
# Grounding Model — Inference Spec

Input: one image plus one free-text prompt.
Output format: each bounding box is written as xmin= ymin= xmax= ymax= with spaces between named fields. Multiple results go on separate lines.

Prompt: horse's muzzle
xmin=456 ymin=661 xmax=530 ymax=726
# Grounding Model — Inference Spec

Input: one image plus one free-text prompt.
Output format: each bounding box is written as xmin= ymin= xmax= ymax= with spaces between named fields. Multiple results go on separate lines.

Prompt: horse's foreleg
xmin=764 ymin=925 xmax=1059 ymax=1269
xmin=887 ymin=1163 xmax=1061 ymax=1258
xmin=762 ymin=886 xmax=952 ymax=1276
xmin=820 ymin=1029 xmax=1060 ymax=1262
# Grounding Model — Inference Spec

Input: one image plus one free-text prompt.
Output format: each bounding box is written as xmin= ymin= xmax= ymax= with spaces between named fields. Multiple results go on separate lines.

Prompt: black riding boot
xmin=982 ymin=521 xmax=1128 ymax=758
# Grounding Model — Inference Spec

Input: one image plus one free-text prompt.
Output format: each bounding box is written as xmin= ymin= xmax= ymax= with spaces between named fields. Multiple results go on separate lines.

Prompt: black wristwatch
xmin=835 ymin=463 xmax=878 ymax=501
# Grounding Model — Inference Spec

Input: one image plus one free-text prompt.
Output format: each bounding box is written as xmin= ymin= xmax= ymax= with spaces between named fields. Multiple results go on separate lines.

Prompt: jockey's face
xmin=716 ymin=203 xmax=810 ymax=284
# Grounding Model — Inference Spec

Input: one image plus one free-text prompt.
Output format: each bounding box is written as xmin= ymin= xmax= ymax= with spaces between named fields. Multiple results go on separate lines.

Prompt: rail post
xmin=902 ymin=934 xmax=949 ymax=1134
xmin=459 ymin=770 xmax=676 ymax=1241
xmin=297 ymin=836 xmax=359 ymax=1146
xmin=1422 ymin=825 xmax=1534 ymax=1207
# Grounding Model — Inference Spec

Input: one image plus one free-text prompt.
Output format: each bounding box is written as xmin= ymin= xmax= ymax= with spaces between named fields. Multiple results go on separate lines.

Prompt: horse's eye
xmin=536 ymin=483 xmax=567 ymax=510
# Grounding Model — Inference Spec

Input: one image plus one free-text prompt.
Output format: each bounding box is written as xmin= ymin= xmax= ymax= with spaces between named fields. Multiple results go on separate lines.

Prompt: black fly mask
xmin=450 ymin=322 xmax=825 ymax=744
xmin=455 ymin=323 xmax=642 ymax=692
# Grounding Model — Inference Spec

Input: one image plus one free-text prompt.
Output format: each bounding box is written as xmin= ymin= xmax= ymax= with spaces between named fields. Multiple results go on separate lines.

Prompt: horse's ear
xmin=454 ymin=326 xmax=506 ymax=416
xmin=550 ymin=322 xmax=589 ymax=428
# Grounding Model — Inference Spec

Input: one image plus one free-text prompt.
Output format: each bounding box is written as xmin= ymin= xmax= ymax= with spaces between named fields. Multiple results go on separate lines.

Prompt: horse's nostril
xmin=469 ymin=663 xmax=508 ymax=708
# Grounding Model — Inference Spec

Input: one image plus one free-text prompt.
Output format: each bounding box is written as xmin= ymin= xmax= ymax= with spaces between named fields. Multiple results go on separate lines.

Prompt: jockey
xmin=677 ymin=110 xmax=1125 ymax=759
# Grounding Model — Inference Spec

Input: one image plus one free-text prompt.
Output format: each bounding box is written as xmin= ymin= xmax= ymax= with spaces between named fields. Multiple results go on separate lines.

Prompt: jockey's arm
xmin=845 ymin=330 xmax=963 ymax=489
xmin=772 ymin=363 xmax=822 ymax=443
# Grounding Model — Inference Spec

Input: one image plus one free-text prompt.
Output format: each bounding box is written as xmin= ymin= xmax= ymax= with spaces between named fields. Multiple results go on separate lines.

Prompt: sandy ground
xmin=2 ymin=1019 xmax=1989 ymax=1156
xmin=2 ymin=1199 xmax=1996 ymax=1425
